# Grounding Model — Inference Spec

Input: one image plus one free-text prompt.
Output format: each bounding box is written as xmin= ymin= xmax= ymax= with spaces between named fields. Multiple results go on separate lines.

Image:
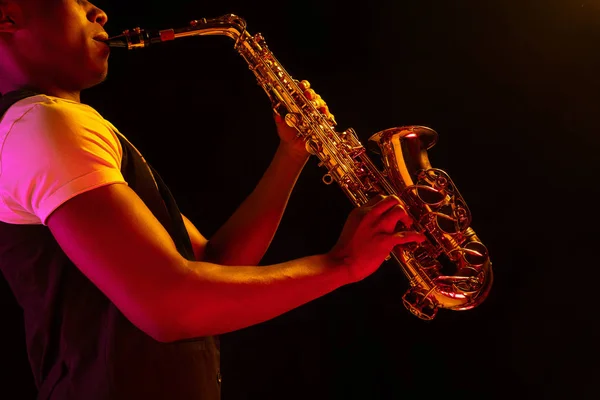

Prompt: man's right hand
xmin=327 ymin=195 xmax=427 ymax=283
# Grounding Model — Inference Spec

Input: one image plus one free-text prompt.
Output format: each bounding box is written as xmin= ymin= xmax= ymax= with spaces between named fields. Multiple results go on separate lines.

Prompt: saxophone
xmin=105 ymin=14 xmax=493 ymax=320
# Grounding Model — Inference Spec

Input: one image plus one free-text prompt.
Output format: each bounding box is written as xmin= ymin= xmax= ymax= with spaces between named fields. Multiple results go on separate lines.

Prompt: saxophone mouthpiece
xmin=104 ymin=34 xmax=130 ymax=48
xmin=104 ymin=28 xmax=161 ymax=50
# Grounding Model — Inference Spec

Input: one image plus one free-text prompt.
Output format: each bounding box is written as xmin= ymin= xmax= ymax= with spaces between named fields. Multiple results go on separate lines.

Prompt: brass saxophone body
xmin=106 ymin=14 xmax=493 ymax=320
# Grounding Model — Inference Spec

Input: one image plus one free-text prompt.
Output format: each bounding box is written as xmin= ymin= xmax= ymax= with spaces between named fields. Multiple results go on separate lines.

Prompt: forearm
xmin=161 ymin=254 xmax=347 ymax=341
xmin=205 ymin=142 xmax=309 ymax=265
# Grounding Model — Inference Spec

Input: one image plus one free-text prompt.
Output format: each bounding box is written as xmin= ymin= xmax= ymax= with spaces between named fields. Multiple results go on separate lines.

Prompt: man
xmin=0 ymin=0 xmax=425 ymax=398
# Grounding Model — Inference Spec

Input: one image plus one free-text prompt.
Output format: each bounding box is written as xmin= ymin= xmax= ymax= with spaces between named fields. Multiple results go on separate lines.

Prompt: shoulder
xmin=0 ymin=96 xmax=127 ymax=225
xmin=0 ymin=95 xmax=123 ymax=170
xmin=2 ymin=95 xmax=85 ymax=129
xmin=1 ymin=95 xmax=114 ymax=139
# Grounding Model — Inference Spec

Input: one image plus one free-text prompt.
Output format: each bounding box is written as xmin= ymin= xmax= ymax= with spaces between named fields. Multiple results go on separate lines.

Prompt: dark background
xmin=2 ymin=0 xmax=599 ymax=398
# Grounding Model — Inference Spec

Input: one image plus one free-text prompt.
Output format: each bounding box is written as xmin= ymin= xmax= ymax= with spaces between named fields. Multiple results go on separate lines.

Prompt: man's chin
xmin=81 ymin=71 xmax=109 ymax=92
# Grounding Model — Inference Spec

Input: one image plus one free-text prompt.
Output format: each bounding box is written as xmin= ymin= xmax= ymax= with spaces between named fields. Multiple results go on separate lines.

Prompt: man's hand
xmin=274 ymin=80 xmax=336 ymax=159
xmin=327 ymin=195 xmax=426 ymax=283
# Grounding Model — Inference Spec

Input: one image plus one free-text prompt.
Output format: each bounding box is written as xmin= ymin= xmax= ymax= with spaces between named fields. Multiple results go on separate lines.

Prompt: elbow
xmin=132 ymin=293 xmax=215 ymax=343
xmin=120 ymin=260 xmax=222 ymax=342
xmin=136 ymin=316 xmax=209 ymax=343
xmin=119 ymin=291 xmax=194 ymax=343
xmin=148 ymin=330 xmax=183 ymax=344
xmin=142 ymin=317 xmax=181 ymax=343
xmin=142 ymin=319 xmax=216 ymax=343
xmin=127 ymin=309 xmax=183 ymax=343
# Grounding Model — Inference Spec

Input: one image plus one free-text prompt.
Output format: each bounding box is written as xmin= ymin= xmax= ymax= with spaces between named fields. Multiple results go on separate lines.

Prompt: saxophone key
xmin=284 ymin=112 xmax=300 ymax=128
xmin=322 ymin=174 xmax=334 ymax=185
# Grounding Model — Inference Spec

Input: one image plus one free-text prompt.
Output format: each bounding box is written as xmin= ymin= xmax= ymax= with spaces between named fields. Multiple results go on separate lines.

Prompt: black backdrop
xmin=1 ymin=0 xmax=599 ymax=399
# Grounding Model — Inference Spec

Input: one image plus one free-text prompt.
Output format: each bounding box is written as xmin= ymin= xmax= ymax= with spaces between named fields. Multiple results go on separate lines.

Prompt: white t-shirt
xmin=0 ymin=95 xmax=130 ymax=226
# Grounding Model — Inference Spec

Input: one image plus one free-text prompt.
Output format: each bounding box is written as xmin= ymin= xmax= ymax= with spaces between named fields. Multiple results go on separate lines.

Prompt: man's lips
xmin=93 ymin=32 xmax=109 ymax=42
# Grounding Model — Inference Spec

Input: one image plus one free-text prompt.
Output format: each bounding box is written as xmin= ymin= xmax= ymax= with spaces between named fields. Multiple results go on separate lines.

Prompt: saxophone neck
xmin=105 ymin=14 xmax=248 ymax=49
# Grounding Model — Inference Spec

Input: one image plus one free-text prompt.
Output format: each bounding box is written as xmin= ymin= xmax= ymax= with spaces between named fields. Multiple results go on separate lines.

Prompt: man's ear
xmin=0 ymin=1 xmax=22 ymax=34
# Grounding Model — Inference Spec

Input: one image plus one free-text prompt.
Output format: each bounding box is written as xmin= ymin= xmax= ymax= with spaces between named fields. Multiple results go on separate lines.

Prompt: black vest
xmin=0 ymin=91 xmax=221 ymax=399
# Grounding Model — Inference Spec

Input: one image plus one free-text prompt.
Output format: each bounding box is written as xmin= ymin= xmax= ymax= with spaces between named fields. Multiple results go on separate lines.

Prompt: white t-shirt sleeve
xmin=0 ymin=100 xmax=127 ymax=225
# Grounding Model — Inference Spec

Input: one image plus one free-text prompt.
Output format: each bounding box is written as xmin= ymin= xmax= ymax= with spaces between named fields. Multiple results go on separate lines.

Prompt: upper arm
xmin=47 ymin=183 xmax=190 ymax=341
xmin=181 ymin=213 xmax=208 ymax=261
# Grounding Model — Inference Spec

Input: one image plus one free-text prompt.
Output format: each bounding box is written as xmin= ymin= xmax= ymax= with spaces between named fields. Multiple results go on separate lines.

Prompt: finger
xmin=362 ymin=194 xmax=387 ymax=208
xmin=299 ymin=80 xmax=311 ymax=90
xmin=318 ymin=104 xmax=329 ymax=113
xmin=314 ymin=97 xmax=326 ymax=109
xmin=364 ymin=195 xmax=402 ymax=221
xmin=305 ymin=88 xmax=316 ymax=100
xmin=388 ymin=231 xmax=427 ymax=246
xmin=378 ymin=204 xmax=414 ymax=232
xmin=328 ymin=113 xmax=337 ymax=125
